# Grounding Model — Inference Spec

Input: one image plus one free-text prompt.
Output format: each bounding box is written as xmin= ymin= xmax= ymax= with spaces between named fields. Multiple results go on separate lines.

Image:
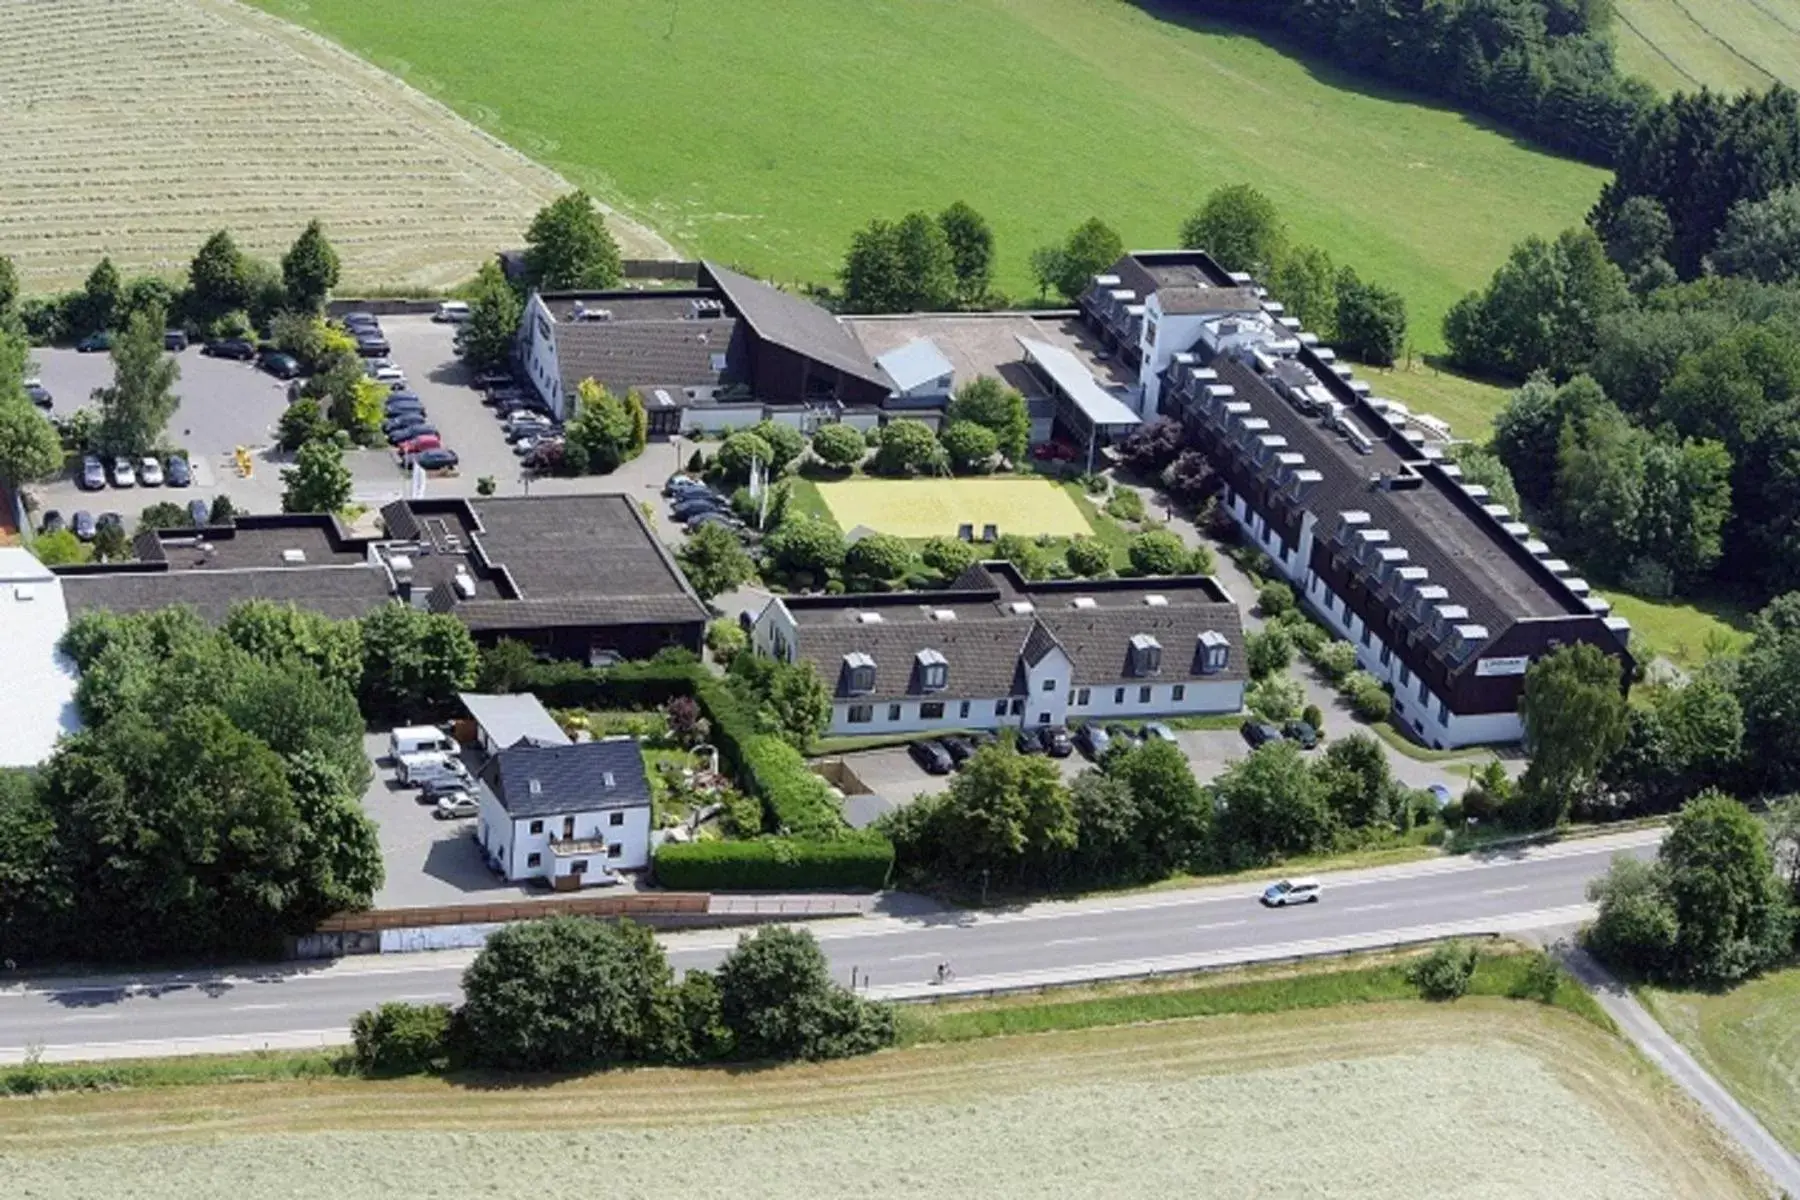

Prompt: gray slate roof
xmin=59 ymin=565 xmax=393 ymax=624
xmin=555 ymin=318 xmax=745 ymax=398
xmin=1156 ymin=285 xmax=1263 ymax=315
xmin=479 ymin=738 xmax=650 ymax=819
xmin=460 ymin=692 xmax=572 ymax=750
xmin=702 ymin=261 xmax=890 ymax=388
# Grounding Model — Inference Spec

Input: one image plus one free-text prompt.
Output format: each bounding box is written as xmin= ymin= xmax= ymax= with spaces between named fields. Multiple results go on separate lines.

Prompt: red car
xmin=399 ymin=434 xmax=442 ymax=455
xmin=1031 ymin=440 xmax=1078 ymax=462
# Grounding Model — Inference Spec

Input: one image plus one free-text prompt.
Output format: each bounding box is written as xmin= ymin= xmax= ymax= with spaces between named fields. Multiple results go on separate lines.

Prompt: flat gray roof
xmin=1018 ymin=337 xmax=1141 ymax=428
xmin=460 ymin=692 xmax=572 ymax=751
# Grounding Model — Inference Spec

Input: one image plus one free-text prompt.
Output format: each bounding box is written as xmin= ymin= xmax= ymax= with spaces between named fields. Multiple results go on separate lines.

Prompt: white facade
xmin=1137 ymin=293 xmax=1213 ymax=416
xmin=518 ymin=293 xmax=567 ymax=419
xmin=0 ymin=549 xmax=81 ymax=767
xmin=476 ymin=785 xmax=652 ymax=887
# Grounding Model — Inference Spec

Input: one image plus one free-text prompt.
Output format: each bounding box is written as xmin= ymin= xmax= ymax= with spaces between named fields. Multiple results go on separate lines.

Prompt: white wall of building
xmin=519 ymin=294 xmax=565 ymax=419
xmin=827 ymin=677 xmax=1245 ymax=736
xmin=1137 ymin=296 xmax=1211 ymax=415
xmin=477 ymin=783 xmax=651 ymax=882
xmin=682 ymin=404 xmax=764 ymax=435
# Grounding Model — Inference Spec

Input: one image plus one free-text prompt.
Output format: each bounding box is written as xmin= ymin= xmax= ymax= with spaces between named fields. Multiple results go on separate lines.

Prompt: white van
xmin=433 ymin=300 xmax=471 ymax=324
xmin=397 ymin=751 xmax=470 ymax=788
xmin=390 ymin=725 xmax=455 ymax=760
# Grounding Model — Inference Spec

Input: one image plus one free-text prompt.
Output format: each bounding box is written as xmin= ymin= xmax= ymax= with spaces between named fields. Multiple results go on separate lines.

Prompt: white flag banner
xmin=410 ymin=459 xmax=427 ymax=499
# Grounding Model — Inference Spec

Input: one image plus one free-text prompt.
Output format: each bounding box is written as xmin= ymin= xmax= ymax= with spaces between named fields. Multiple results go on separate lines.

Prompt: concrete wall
xmin=519 ymin=293 xmax=566 ymax=419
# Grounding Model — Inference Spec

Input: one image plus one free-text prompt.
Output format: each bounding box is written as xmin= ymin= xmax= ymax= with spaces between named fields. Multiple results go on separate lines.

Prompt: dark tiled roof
xmin=1021 ymin=622 xmax=1063 ymax=666
xmin=1037 ymin=606 xmax=1247 ymax=685
xmin=804 ymin=616 xmax=1032 ymax=701
xmin=479 ymin=738 xmax=650 ymax=819
xmin=554 ymin=318 xmax=746 ymax=398
xmin=60 ymin=565 xmax=394 ymax=624
xmin=701 ymin=261 xmax=890 ymax=388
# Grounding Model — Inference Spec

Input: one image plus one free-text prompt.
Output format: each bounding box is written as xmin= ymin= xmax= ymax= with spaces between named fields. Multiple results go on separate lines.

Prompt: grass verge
xmin=1638 ymin=966 xmax=1800 ymax=1155
xmin=1603 ymin=588 xmax=1755 ymax=671
xmin=1359 ymin=360 xmax=1516 ymax=443
xmin=1369 ymin=719 xmax=1495 ymax=762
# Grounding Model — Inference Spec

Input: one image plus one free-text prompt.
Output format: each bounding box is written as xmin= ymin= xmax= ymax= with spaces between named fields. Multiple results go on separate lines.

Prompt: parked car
xmin=513 ymin=435 xmax=550 ymax=457
xmin=909 ymin=739 xmax=954 ymax=775
xmin=138 ymin=456 xmax=164 ymax=487
xmin=685 ymin=511 xmax=740 ymax=533
xmin=76 ymin=331 xmax=112 ymax=353
xmin=371 ymin=365 xmax=406 ymax=387
xmin=1140 ymin=722 xmax=1176 ymax=743
xmin=1261 ymin=877 xmax=1322 ymax=907
xmin=258 ymin=351 xmax=302 ymax=380
xmin=96 ymin=512 xmax=123 ymax=536
xmin=938 ymin=734 xmax=976 ymax=767
xmin=25 ymin=381 xmax=51 ymax=409
xmin=71 ymin=510 xmax=96 ymax=541
xmin=384 ymin=399 xmax=426 ymax=419
xmin=671 ymin=496 xmax=730 ymax=522
xmin=1104 ymin=723 xmax=1141 ymax=751
xmin=164 ymin=456 xmax=191 ymax=487
xmin=1282 ymin=720 xmax=1318 ymax=749
xmin=433 ymin=793 xmax=479 ymax=819
xmin=1036 ymin=726 xmax=1073 ymax=757
xmin=163 ymin=329 xmax=188 ymax=352
xmin=1074 ymin=722 xmax=1111 ymax=760
xmin=433 ymin=300 xmax=472 ymax=323
xmin=201 ymin=337 xmax=256 ymax=360
xmin=78 ymin=456 xmax=105 ymax=490
xmin=483 ymin=386 xmax=526 ymax=407
xmin=385 ymin=422 xmax=436 ymax=444
xmin=110 ymin=457 xmax=136 ymax=487
xmin=1030 ymin=440 xmax=1077 ymax=462
xmin=1241 ymin=720 xmax=1284 ymax=749
xmin=355 ymin=333 xmax=391 ymax=357
xmin=38 ymin=510 xmax=64 ymax=535
xmin=413 ymin=448 xmax=459 ymax=472
xmin=186 ymin=498 xmax=210 ymax=526
xmin=473 ymin=370 xmax=513 ymax=390
xmin=664 ymin=473 xmax=710 ymax=497
xmin=399 ymin=434 xmax=443 ymax=455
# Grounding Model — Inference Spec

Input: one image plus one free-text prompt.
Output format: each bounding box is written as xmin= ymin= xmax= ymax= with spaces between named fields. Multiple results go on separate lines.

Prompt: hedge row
xmin=654 ymin=835 xmax=894 ymax=891
xmin=517 ymin=659 xmax=702 ymax=710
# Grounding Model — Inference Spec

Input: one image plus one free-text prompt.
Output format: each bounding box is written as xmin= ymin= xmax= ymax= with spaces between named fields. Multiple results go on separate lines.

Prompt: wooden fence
xmin=314 ymin=891 xmax=710 ymax=933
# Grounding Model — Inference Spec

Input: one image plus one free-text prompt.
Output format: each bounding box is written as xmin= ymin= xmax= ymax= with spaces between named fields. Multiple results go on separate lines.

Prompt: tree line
xmin=1177 ymin=0 xmax=1652 ymax=167
xmin=353 ymin=919 xmax=894 ymax=1076
xmin=0 ymin=602 xmax=480 ymax=964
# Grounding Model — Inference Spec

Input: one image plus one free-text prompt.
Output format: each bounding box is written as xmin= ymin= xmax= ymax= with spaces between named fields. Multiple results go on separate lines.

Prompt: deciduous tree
xmin=844 ymin=532 xmax=912 ymax=583
xmin=946 ymin=375 xmax=1030 ymax=466
xmin=1181 ymin=184 xmax=1287 ymax=274
xmin=921 ymin=534 xmax=976 ymax=579
xmin=809 ymin=422 xmax=865 ymax=470
xmin=939 ymin=419 xmax=997 ymax=473
xmin=870 ymin=417 xmax=940 ymax=476
xmin=525 ymin=191 xmax=622 ymax=290
xmin=938 ymin=200 xmax=995 ymax=308
xmin=94 ymin=307 xmax=179 ymax=456
xmin=358 ymin=604 xmax=480 ymax=721
xmin=678 ymin=521 xmax=755 ymax=601
xmin=281 ymin=219 xmax=340 ymax=312
xmin=1516 ymin=643 xmax=1629 ymax=828
xmin=281 ymin=437 xmax=353 ymax=514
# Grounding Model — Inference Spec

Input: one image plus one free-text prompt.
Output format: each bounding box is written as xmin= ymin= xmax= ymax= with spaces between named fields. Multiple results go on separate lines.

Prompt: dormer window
xmin=1130 ymin=633 xmax=1162 ymax=676
xmin=1199 ymin=630 xmax=1230 ymax=674
xmin=916 ymin=649 xmax=948 ymax=692
xmin=843 ymin=651 xmax=876 ymax=695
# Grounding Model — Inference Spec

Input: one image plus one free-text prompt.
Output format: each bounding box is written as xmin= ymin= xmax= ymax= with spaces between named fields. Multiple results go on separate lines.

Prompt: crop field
xmin=0 ymin=1003 xmax=1759 ymax=1198
xmin=1614 ymin=0 xmax=1800 ymax=94
xmin=817 ymin=477 xmax=1091 ymax=540
xmin=245 ymin=0 xmax=1607 ymax=353
xmin=0 ymin=0 xmax=670 ymax=294
xmin=1641 ymin=967 xmax=1800 ymax=1154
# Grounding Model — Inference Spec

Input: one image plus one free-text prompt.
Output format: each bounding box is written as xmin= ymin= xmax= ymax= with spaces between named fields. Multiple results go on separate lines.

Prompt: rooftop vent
xmin=528 ymin=779 xmax=543 ymax=795
xmin=1009 ymin=601 xmax=1036 ymax=615
xmin=603 ymin=771 xmax=615 ymax=789
xmin=1144 ymin=594 xmax=1169 ymax=607
xmin=454 ymin=568 xmax=477 ymax=600
xmin=1071 ymin=597 xmax=1098 ymax=610
xmin=857 ymin=611 xmax=885 ymax=625
xmin=929 ymin=608 xmax=957 ymax=621
xmin=389 ymin=553 xmax=414 ymax=578
xmin=282 ymin=548 xmax=306 ymax=564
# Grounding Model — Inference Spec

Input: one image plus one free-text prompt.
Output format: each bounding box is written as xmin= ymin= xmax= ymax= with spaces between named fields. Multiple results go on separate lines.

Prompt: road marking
xmin=1343 ymin=903 xmax=1396 ymax=914
xmin=1194 ymin=919 xmax=1248 ymax=931
xmin=1044 ymin=936 xmax=1100 ymax=947
xmin=60 ymin=1013 xmax=121 ymax=1022
xmin=886 ymin=952 xmax=943 ymax=962
xmin=229 ymin=1003 xmax=289 ymax=1012
xmin=1482 ymin=885 xmax=1530 ymax=896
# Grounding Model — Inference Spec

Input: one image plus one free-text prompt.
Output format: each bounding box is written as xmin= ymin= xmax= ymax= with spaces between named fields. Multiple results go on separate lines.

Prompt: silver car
xmin=433 ymin=792 xmax=478 ymax=820
xmin=138 ymin=456 xmax=164 ymax=487
xmin=110 ymin=457 xmax=136 ymax=487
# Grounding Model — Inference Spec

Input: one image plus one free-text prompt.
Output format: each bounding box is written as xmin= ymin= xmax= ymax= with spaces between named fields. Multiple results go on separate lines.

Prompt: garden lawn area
xmin=1639 ymin=967 xmax=1800 ymax=1154
xmin=816 ymin=476 xmax=1091 ymax=540
xmin=1359 ymin=361 xmax=1516 ymax=444
xmin=246 ymin=0 xmax=1606 ymax=350
xmin=1604 ymin=589 xmax=1755 ymax=671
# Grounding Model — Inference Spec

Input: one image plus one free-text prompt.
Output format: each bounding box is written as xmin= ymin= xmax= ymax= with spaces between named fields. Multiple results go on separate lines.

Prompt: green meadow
xmin=1614 ymin=0 xmax=1800 ymax=94
xmin=248 ymin=0 xmax=1606 ymax=351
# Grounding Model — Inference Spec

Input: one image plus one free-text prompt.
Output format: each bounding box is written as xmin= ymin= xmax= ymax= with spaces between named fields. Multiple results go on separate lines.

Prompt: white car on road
xmin=1261 ymin=877 xmax=1321 ymax=907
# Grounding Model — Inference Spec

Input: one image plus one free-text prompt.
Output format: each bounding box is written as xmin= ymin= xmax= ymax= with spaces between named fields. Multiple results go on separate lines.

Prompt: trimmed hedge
xmin=739 ymin=733 xmax=844 ymax=839
xmin=655 ymin=836 xmax=894 ymax=891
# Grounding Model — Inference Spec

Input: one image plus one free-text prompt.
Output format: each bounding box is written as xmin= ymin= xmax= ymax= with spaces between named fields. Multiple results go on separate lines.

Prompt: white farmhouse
xmin=476 ymin=738 xmax=653 ymax=889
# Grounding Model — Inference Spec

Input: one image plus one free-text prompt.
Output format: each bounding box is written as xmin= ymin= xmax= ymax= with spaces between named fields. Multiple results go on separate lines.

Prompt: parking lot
xmin=830 ymin=724 xmax=1472 ymax=823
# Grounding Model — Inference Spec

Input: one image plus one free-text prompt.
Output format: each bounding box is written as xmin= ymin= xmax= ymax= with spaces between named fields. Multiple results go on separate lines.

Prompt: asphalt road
xmin=0 ymin=830 xmax=1659 ymax=1064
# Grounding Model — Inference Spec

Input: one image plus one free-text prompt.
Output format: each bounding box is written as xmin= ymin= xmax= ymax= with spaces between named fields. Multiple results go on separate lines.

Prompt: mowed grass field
xmin=246 ymin=0 xmax=1607 ymax=352
xmin=1614 ymin=0 xmax=1800 ymax=93
xmin=0 ymin=1003 xmax=1762 ymax=1198
xmin=818 ymin=477 xmax=1092 ymax=539
xmin=1640 ymin=967 xmax=1800 ymax=1154
xmin=0 ymin=0 xmax=670 ymax=293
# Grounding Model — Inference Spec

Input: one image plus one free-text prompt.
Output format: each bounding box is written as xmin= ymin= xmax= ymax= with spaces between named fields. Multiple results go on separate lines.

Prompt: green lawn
xmin=1604 ymin=589 xmax=1755 ymax=671
xmin=1613 ymin=0 xmax=1800 ymax=94
xmin=1639 ymin=967 xmax=1800 ymax=1154
xmin=247 ymin=0 xmax=1605 ymax=351
xmin=1360 ymin=361 xmax=1516 ymax=444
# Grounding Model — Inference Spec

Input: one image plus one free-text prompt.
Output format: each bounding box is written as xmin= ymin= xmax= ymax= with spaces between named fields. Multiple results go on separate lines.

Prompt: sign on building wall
xmin=1475 ymin=656 xmax=1530 ymax=678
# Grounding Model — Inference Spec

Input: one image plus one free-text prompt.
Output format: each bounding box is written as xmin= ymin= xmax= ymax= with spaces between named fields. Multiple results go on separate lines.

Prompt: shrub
xmin=920 ymin=535 xmax=976 ymax=579
xmin=1342 ymin=672 xmax=1391 ymax=721
xmin=715 ymin=431 xmax=773 ymax=483
xmin=1246 ymin=675 xmax=1303 ymax=723
xmin=1065 ymin=538 xmax=1112 ymax=578
xmin=1408 ymin=941 xmax=1480 ymax=1000
xmin=1509 ymin=951 xmax=1566 ymax=1004
xmin=1256 ymin=581 xmax=1295 ymax=617
xmin=1301 ymin=703 xmax=1325 ymax=734
xmin=1313 ymin=640 xmax=1359 ymax=683
xmin=351 ymin=1002 xmax=452 ymax=1075
xmin=1127 ymin=529 xmax=1191 ymax=576
xmin=845 ymin=532 xmax=913 ymax=583
xmin=1283 ymin=617 xmax=1327 ymax=657
xmin=1244 ymin=627 xmax=1293 ymax=680
xmin=810 ymin=422 xmax=865 ymax=470
xmin=1104 ymin=488 xmax=1145 ymax=522
xmin=717 ymin=926 xmax=897 ymax=1061
xmin=705 ymin=619 xmax=747 ymax=665
xmin=654 ymin=835 xmax=894 ymax=890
